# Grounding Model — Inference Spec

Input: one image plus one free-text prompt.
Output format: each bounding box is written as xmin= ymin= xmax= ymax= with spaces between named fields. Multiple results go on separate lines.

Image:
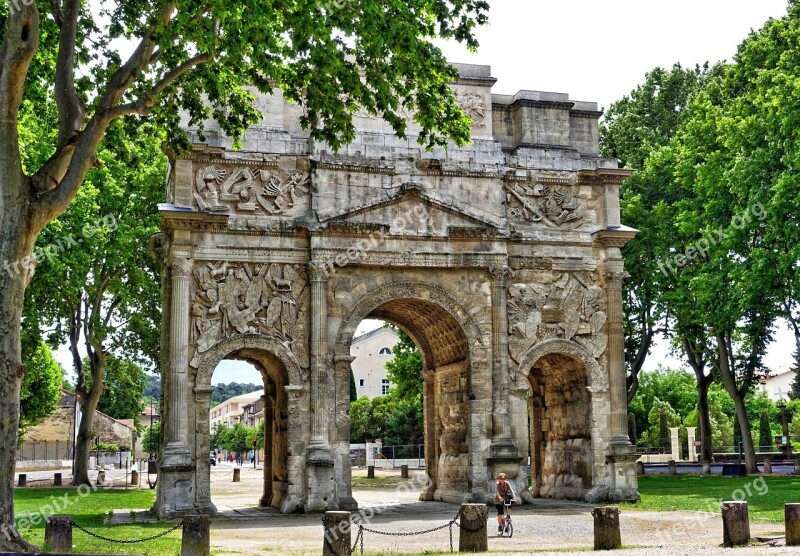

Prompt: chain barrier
xmin=343 ymin=508 xmax=473 ymax=555
xmin=71 ymin=519 xmax=183 ymax=544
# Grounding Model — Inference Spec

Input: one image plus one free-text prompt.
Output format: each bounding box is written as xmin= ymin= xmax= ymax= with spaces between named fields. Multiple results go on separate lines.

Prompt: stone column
xmin=686 ymin=427 xmax=697 ymax=462
xmin=420 ymin=369 xmax=436 ymax=501
xmin=260 ymin=390 xmax=275 ymax=508
xmin=605 ymin=270 xmax=631 ymax=448
xmin=307 ymin=263 xmax=332 ymax=464
xmin=489 ymin=267 xmax=518 ymax=459
xmin=334 ymin=354 xmax=358 ymax=510
xmin=669 ymin=427 xmax=681 ymax=462
xmin=164 ymin=249 xmax=192 ymax=465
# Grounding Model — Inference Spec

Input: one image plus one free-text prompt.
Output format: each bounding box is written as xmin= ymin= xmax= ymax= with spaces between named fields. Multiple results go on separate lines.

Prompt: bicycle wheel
xmin=507 ymin=520 xmax=513 ymax=538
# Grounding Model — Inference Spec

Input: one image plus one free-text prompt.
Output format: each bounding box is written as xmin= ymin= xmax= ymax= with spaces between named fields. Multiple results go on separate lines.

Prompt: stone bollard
xmin=635 ymin=461 xmax=645 ymax=476
xmin=763 ymin=460 xmax=772 ymax=475
xmin=794 ymin=460 xmax=800 ymax=475
xmin=721 ymin=501 xmax=750 ymax=547
xmin=322 ymin=511 xmax=352 ymax=556
xmin=54 ymin=472 xmax=62 ymax=486
xmin=96 ymin=470 xmax=106 ymax=486
xmin=17 ymin=474 xmax=26 ymax=487
xmin=702 ymin=461 xmax=711 ymax=476
xmin=401 ymin=465 xmax=409 ymax=479
xmin=45 ymin=516 xmax=73 ymax=553
xmin=592 ymin=506 xmax=621 ymax=550
xmin=667 ymin=460 xmax=677 ymax=476
xmin=458 ymin=503 xmax=487 ymax=552
xmin=181 ymin=514 xmax=211 ymax=556
xmin=233 ymin=468 xmax=241 ymax=482
xmin=367 ymin=465 xmax=375 ymax=479
xmin=131 ymin=469 xmax=139 ymax=486
xmin=786 ymin=503 xmax=800 ymax=546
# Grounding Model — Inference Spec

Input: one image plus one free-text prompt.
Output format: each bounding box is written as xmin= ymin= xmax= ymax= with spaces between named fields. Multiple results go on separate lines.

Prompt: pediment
xmin=321 ymin=185 xmax=503 ymax=237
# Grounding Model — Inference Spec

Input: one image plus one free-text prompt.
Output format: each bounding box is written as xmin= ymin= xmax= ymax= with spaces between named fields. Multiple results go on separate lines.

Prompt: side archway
xmin=517 ymin=339 xmax=601 ymax=501
xmin=191 ymin=334 xmax=309 ymax=514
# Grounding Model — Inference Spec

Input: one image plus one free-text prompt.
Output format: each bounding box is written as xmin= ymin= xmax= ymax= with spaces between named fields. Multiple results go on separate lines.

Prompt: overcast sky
xmin=55 ymin=1 xmax=795 ymax=383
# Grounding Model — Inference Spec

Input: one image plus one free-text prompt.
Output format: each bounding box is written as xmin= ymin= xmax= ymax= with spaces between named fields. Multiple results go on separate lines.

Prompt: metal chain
xmin=71 ymin=520 xmax=183 ymax=544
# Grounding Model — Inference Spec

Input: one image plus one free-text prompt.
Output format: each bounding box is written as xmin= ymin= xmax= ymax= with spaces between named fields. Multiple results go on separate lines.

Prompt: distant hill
xmin=142 ymin=376 xmax=261 ymax=405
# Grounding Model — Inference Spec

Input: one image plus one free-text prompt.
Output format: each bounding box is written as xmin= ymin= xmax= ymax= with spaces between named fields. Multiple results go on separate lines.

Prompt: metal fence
xmin=16 ymin=440 xmax=73 ymax=462
xmin=377 ymin=444 xmax=425 ymax=468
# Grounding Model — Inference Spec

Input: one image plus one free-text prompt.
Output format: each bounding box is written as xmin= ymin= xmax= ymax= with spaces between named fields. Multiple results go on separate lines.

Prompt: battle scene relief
xmin=194 ymin=164 xmax=310 ymax=217
xmin=189 ymin=262 xmax=310 ymax=368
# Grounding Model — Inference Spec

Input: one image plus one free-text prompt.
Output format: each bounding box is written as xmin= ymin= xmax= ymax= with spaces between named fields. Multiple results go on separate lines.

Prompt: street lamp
xmin=252 ymin=437 xmax=258 ymax=469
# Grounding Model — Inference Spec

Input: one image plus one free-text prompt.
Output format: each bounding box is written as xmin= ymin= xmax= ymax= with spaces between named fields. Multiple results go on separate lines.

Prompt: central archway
xmin=335 ymin=282 xmax=488 ymax=503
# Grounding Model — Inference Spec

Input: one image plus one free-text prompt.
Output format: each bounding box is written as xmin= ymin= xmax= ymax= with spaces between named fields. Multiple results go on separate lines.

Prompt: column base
xmin=306 ymin=444 xmax=334 ymax=467
xmin=162 ymin=442 xmax=192 ymax=467
xmin=154 ymin=463 xmax=197 ymax=519
xmin=489 ymin=437 xmax=520 ymax=460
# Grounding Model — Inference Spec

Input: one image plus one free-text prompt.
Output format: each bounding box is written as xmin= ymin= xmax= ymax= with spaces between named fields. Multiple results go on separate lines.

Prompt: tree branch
xmin=0 ymin=3 xmax=40 ymax=188
xmin=54 ymin=0 xmax=85 ymax=149
xmin=108 ymin=53 xmax=214 ymax=119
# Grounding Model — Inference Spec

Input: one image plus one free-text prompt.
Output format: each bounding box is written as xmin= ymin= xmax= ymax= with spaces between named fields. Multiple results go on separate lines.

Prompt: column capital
xmin=171 ymin=250 xmax=193 ymax=278
xmin=489 ymin=266 xmax=513 ymax=286
xmin=604 ymin=271 xmax=629 ymax=289
xmin=307 ymin=262 xmax=329 ymax=281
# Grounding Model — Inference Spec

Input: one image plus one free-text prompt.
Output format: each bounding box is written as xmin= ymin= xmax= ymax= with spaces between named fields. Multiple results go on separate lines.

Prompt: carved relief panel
xmin=504 ymin=171 xmax=593 ymax=230
xmin=193 ymin=164 xmax=310 ymax=217
xmin=507 ymin=270 xmax=608 ymax=366
xmin=189 ymin=262 xmax=310 ymax=368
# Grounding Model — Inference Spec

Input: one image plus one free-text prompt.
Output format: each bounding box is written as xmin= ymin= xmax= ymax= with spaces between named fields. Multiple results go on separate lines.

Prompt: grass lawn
xmin=14 ymin=487 xmax=181 ymax=555
xmin=633 ymin=475 xmax=800 ymax=523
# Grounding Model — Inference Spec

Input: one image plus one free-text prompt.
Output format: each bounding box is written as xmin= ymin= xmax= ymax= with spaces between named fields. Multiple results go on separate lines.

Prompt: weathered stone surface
xmin=232 ymin=468 xmax=240 ymax=483
xmin=322 ymin=511 xmax=351 ymax=556
xmin=181 ymin=514 xmax=211 ymax=556
xmin=44 ymin=516 xmax=72 ymax=553
xmin=592 ymin=506 xmax=621 ymax=550
xmin=154 ymin=63 xmax=639 ymax=518
xmin=458 ymin=503 xmax=487 ymax=552
xmin=722 ymin=501 xmax=750 ymax=547
xmin=763 ymin=460 xmax=772 ymax=475
xmin=786 ymin=503 xmax=800 ymax=546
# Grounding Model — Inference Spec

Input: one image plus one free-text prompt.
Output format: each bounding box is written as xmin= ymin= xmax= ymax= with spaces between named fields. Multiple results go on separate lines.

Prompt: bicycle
xmin=499 ymin=497 xmax=514 ymax=537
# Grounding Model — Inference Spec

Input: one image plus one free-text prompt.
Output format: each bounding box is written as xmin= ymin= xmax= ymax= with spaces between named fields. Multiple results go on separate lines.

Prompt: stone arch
xmin=335 ymin=281 xmax=485 ymax=363
xmin=335 ymin=281 xmax=488 ymax=504
xmin=517 ymin=338 xmax=599 ymax=501
xmin=191 ymin=333 xmax=307 ymax=515
xmin=515 ymin=338 xmax=606 ymax=390
xmin=193 ymin=333 xmax=307 ymax=388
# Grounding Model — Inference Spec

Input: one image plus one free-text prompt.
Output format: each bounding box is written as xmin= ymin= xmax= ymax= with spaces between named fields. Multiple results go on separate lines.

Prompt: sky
xmin=54 ymin=0 xmax=796 ymax=384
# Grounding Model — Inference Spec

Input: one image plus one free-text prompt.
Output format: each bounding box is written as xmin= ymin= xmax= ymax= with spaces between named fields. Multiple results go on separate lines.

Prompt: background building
xmin=758 ymin=366 xmax=796 ymax=400
xmin=350 ymin=327 xmax=398 ymax=399
xmin=209 ymin=389 xmax=264 ymax=431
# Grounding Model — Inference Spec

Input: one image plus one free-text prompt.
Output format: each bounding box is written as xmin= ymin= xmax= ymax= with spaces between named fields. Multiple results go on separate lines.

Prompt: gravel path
xmin=207 ymin=467 xmax=796 ymax=555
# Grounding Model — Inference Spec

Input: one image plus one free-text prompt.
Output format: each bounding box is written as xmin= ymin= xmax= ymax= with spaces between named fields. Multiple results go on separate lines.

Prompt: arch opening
xmin=527 ymin=352 xmax=592 ymax=501
xmin=202 ymin=347 xmax=290 ymax=514
xmin=345 ymin=294 xmax=475 ymax=504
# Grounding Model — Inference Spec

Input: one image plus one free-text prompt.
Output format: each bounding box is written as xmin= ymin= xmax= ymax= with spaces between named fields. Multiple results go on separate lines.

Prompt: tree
xmin=0 ymin=2 xmax=488 ymax=547
xmin=95 ymin=356 xmax=147 ymax=427
xmin=24 ymin=124 xmax=163 ymax=487
xmin=18 ymin=329 xmax=62 ymax=435
xmin=600 ymin=63 xmax=709 ymax=403
xmin=141 ymin=421 xmax=160 ymax=455
xmin=384 ymin=328 xmax=423 ymax=400
xmin=349 ymin=370 xmax=357 ymax=403
xmin=758 ymin=409 xmax=773 ymax=450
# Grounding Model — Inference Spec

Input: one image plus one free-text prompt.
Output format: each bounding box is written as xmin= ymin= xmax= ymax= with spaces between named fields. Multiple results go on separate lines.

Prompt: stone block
xmin=722 ymin=501 xmax=750 ymax=547
xmin=44 ymin=516 xmax=72 ymax=553
xmin=458 ymin=503 xmax=487 ymax=552
xmin=181 ymin=514 xmax=211 ymax=556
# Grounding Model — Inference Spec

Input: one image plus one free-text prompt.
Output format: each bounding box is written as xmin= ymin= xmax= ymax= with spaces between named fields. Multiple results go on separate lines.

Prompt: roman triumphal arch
xmin=152 ymin=64 xmax=640 ymax=518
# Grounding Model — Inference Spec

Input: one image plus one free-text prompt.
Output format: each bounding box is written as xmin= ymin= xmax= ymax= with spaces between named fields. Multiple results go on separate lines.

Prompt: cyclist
xmin=494 ymin=472 xmax=516 ymax=532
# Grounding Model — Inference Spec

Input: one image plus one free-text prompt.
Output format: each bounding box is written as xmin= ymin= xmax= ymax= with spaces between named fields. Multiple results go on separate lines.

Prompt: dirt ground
xmin=207 ymin=467 xmax=796 ymax=555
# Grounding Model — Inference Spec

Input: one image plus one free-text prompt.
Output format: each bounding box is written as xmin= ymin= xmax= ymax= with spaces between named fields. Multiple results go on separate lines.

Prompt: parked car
xmin=210 ymin=453 xmax=217 ymax=466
